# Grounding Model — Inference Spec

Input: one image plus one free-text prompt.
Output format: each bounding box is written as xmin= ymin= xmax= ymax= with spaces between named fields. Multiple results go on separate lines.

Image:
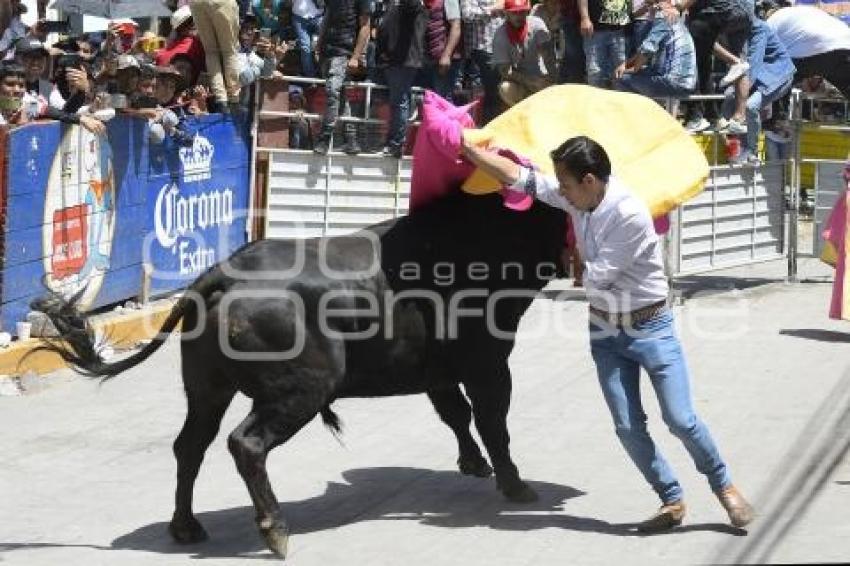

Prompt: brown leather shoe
xmin=636 ymin=500 xmax=686 ymax=533
xmin=716 ymin=484 xmax=754 ymax=528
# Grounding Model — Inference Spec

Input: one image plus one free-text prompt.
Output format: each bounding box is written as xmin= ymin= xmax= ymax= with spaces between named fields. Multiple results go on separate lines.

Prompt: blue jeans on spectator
xmin=417 ymin=59 xmax=463 ymax=102
xmin=384 ymin=65 xmax=419 ymax=151
xmin=617 ymin=71 xmax=694 ymax=99
xmin=589 ymin=310 xmax=732 ymax=504
xmin=470 ymin=49 xmax=501 ymax=125
xmin=583 ymin=29 xmax=627 ymax=88
xmin=319 ymin=55 xmax=362 ymax=143
xmin=722 ymin=77 xmax=793 ymax=153
xmin=560 ymin=19 xmax=586 ymax=83
xmin=629 ymin=19 xmax=654 ymax=56
xmin=292 ymin=14 xmax=322 ymax=78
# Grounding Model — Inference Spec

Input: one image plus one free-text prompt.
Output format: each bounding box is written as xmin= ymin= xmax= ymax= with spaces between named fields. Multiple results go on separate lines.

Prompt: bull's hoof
xmin=458 ymin=455 xmax=493 ymax=478
xmin=260 ymin=524 xmax=290 ymax=558
xmin=499 ymin=481 xmax=539 ymax=504
xmin=169 ymin=517 xmax=209 ymax=544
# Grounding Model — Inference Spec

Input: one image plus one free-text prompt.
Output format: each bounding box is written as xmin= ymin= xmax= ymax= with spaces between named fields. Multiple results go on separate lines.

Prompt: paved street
xmin=2 ymin=258 xmax=849 ymax=565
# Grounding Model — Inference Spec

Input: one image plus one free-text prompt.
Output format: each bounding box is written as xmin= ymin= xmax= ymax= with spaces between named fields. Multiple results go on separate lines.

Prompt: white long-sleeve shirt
xmin=510 ymin=166 xmax=668 ymax=313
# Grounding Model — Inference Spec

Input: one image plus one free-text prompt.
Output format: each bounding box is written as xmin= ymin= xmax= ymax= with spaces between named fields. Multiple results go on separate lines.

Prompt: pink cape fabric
xmin=410 ymin=91 xmax=534 ymax=212
xmin=409 ymin=90 xmax=671 ymax=233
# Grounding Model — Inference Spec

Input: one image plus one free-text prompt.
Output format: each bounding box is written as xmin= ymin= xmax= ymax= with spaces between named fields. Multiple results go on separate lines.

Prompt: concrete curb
xmin=0 ymin=298 xmax=178 ymax=376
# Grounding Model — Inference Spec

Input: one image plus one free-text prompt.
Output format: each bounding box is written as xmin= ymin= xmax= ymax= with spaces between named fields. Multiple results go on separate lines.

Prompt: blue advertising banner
xmin=796 ymin=0 xmax=850 ymax=24
xmin=0 ymin=114 xmax=251 ymax=334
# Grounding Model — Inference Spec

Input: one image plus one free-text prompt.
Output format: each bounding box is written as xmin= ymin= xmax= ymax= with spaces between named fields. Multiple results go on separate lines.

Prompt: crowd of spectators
xmin=0 ymin=0 xmax=847 ymax=163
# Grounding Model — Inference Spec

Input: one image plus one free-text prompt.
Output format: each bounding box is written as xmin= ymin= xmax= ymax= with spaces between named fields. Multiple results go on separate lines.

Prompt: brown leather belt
xmin=589 ymin=300 xmax=668 ymax=327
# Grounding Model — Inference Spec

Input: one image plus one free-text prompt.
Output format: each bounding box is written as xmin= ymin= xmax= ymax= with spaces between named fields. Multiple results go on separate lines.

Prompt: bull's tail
xmin=30 ymin=267 xmax=223 ymax=380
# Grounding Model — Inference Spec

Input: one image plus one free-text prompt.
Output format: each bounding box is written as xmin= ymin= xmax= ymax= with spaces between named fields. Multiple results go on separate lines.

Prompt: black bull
xmin=34 ymin=191 xmax=567 ymax=558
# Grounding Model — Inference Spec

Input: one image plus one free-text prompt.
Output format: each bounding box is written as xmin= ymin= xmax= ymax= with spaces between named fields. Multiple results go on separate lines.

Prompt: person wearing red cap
xmin=492 ymin=0 xmax=556 ymax=107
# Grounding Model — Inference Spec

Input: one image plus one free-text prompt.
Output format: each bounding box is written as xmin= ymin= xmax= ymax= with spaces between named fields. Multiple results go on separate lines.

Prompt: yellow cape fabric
xmin=462 ymin=85 xmax=709 ymax=217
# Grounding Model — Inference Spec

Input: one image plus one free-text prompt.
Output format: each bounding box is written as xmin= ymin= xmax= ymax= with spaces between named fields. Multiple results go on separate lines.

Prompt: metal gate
xmin=263 ymin=150 xmax=410 ymax=239
xmin=674 ymin=162 xmax=787 ymax=274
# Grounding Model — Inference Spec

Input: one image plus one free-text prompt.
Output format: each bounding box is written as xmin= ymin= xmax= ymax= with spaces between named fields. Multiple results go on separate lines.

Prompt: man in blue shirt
xmin=614 ymin=8 xmax=696 ymax=99
xmin=722 ymin=18 xmax=795 ymax=164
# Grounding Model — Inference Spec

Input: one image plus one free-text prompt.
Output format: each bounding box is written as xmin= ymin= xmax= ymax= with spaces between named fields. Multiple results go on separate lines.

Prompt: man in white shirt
xmin=766 ymin=3 xmax=850 ymax=99
xmin=460 ymin=134 xmax=754 ymax=533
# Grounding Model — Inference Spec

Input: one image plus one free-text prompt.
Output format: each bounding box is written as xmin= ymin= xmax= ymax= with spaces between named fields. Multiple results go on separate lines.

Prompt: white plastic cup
xmin=16 ymin=322 xmax=32 ymax=341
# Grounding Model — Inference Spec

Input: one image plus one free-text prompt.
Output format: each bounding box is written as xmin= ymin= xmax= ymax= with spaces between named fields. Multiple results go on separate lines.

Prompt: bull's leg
xmin=227 ymin=400 xmax=319 ymax=558
xmin=169 ymin=384 xmax=236 ymax=544
xmin=427 ymin=387 xmax=493 ymax=477
xmin=465 ymin=364 xmax=539 ymax=504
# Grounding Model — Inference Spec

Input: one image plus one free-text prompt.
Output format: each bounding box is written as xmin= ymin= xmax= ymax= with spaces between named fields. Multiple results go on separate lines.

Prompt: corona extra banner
xmin=0 ymin=115 xmax=251 ymax=334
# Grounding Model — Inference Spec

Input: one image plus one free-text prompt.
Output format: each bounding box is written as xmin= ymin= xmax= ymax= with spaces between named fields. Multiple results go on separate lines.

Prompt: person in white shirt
xmin=460 ymin=134 xmax=754 ymax=533
xmin=766 ymin=2 xmax=850 ymax=99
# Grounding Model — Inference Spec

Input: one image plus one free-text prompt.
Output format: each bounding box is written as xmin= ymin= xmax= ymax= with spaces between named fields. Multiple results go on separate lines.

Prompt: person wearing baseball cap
xmin=14 ymin=37 xmax=56 ymax=103
xmin=491 ymin=0 xmax=556 ymax=108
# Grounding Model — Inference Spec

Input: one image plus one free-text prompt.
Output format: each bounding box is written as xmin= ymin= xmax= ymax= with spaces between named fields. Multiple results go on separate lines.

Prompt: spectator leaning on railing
xmin=614 ymin=3 xmax=697 ymax=101
xmin=764 ymin=1 xmax=850 ymax=100
xmin=720 ymin=17 xmax=794 ymax=165
xmin=155 ymin=6 xmax=206 ymax=89
xmin=0 ymin=61 xmax=105 ymax=134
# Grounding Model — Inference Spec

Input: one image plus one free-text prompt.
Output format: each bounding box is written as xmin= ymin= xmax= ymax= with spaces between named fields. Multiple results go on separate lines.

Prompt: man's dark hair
xmin=0 ymin=62 xmax=27 ymax=81
xmin=138 ymin=65 xmax=157 ymax=82
xmin=549 ymin=136 xmax=611 ymax=182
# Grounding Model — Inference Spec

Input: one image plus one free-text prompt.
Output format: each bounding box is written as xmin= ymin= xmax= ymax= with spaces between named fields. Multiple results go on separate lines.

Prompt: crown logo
xmin=179 ymin=135 xmax=214 ymax=183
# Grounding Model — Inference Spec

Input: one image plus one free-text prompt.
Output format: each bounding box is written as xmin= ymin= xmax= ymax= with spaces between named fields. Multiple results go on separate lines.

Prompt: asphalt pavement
xmin=2 ymin=257 xmax=849 ymax=565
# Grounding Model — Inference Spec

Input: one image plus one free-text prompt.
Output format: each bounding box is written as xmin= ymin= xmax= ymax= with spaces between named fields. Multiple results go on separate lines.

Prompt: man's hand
xmin=66 ymin=68 xmax=90 ymax=94
xmin=347 ymin=57 xmax=361 ymax=73
xmin=614 ymin=62 xmax=627 ymax=80
xmin=79 ymin=115 xmax=106 ymax=136
xmin=438 ymin=54 xmax=451 ymax=75
xmin=580 ymin=18 xmax=593 ymax=37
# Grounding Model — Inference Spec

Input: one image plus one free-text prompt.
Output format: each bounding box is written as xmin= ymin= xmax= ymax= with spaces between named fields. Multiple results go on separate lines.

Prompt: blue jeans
xmin=469 ymin=49 xmax=501 ymax=125
xmin=583 ymin=29 xmax=627 ymax=88
xmin=589 ymin=310 xmax=731 ymax=504
xmin=319 ymin=55 xmax=362 ymax=142
xmin=617 ymin=71 xmax=694 ymax=98
xmin=722 ymin=77 xmax=793 ymax=152
xmin=384 ymin=65 xmax=419 ymax=150
xmin=417 ymin=59 xmax=462 ymax=102
xmin=292 ymin=13 xmax=322 ymax=78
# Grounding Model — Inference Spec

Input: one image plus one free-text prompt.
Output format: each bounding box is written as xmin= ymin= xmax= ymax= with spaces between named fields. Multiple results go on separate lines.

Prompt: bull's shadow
xmin=109 ymin=466 xmax=743 ymax=559
xmin=109 ymin=467 xmax=611 ymax=559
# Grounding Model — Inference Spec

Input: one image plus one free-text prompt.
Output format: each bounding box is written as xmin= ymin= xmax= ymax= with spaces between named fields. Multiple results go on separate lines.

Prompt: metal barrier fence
xmin=249 ymin=82 xmax=846 ymax=280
